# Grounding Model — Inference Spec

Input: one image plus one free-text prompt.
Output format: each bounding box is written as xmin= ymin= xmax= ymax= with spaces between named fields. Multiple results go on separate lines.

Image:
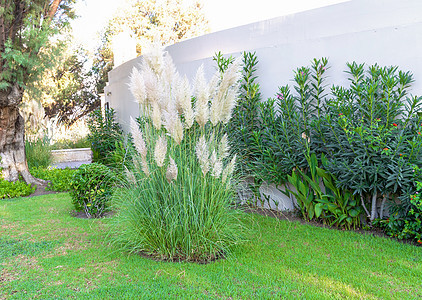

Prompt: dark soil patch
xmin=26 ymin=184 xmax=58 ymax=198
xmin=241 ymin=205 xmax=421 ymax=247
xmin=71 ymin=210 xmax=115 ymax=219
xmin=136 ymin=250 xmax=224 ymax=264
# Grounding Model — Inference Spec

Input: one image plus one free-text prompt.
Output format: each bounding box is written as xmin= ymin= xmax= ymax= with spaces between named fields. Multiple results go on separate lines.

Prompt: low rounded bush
xmin=70 ymin=163 xmax=115 ymax=218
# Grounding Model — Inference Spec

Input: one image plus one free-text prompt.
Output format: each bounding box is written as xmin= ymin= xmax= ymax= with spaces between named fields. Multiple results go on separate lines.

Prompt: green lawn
xmin=1 ymin=193 xmax=421 ymax=299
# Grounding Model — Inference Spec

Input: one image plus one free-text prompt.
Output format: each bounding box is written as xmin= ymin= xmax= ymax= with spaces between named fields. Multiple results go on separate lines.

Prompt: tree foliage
xmin=93 ymin=0 xmax=209 ymax=93
xmin=24 ymin=47 xmax=99 ymax=126
xmin=0 ymin=0 xmax=76 ymax=91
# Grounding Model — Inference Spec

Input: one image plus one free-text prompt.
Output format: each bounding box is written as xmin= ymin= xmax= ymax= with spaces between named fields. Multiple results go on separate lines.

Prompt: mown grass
xmin=1 ymin=193 xmax=422 ymax=299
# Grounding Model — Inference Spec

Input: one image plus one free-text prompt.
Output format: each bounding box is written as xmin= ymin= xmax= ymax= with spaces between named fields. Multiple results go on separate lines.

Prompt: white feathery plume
xmin=209 ymin=70 xmax=224 ymax=126
xmin=125 ymin=169 xmax=137 ymax=184
xmin=193 ymin=65 xmax=209 ymax=127
xmin=222 ymin=154 xmax=237 ymax=183
xmin=218 ymin=57 xmax=242 ymax=92
xmin=154 ymin=135 xmax=167 ymax=167
xmin=143 ymin=43 xmax=164 ymax=75
xmin=142 ymin=64 xmax=160 ymax=105
xmin=210 ymin=150 xmax=223 ymax=178
xmin=218 ymin=134 xmax=230 ymax=159
xmin=158 ymin=77 xmax=172 ymax=111
xmin=183 ymin=104 xmax=195 ymax=129
xmin=208 ymin=70 xmax=220 ymax=99
xmin=163 ymin=104 xmax=184 ymax=144
xmin=130 ymin=117 xmax=147 ymax=158
xmin=195 ymin=136 xmax=210 ymax=176
xmin=220 ymin=88 xmax=238 ymax=123
xmin=151 ymin=101 xmax=162 ymax=130
xmin=172 ymin=115 xmax=184 ymax=145
xmin=162 ymin=52 xmax=177 ymax=86
xmin=209 ymin=57 xmax=242 ymax=125
xmin=129 ymin=67 xmax=146 ymax=104
xmin=133 ymin=154 xmax=150 ymax=177
xmin=210 ymin=150 xmax=217 ymax=166
xmin=166 ymin=156 xmax=178 ymax=183
xmin=177 ymin=76 xmax=194 ymax=128
xmin=209 ymin=94 xmax=221 ymax=126
xmin=141 ymin=157 xmax=150 ymax=176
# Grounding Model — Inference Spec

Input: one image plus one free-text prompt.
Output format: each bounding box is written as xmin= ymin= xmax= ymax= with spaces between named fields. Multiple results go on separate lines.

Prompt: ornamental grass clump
xmin=110 ymin=47 xmax=245 ymax=262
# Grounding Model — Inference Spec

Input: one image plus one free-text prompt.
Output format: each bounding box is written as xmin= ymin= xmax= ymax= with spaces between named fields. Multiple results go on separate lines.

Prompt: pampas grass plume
xmin=193 ymin=65 xmax=210 ymax=127
xmin=152 ymin=101 xmax=162 ymax=130
xmin=130 ymin=117 xmax=147 ymax=158
xmin=196 ymin=135 xmax=210 ymax=176
xmin=154 ymin=135 xmax=167 ymax=167
xmin=129 ymin=67 xmax=146 ymax=104
xmin=222 ymin=154 xmax=237 ymax=183
xmin=218 ymin=134 xmax=230 ymax=159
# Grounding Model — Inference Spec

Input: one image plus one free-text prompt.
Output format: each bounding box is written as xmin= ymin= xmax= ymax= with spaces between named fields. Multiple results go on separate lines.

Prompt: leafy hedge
xmin=29 ymin=167 xmax=75 ymax=192
xmin=0 ymin=179 xmax=35 ymax=199
xmin=228 ymin=52 xmax=422 ymax=234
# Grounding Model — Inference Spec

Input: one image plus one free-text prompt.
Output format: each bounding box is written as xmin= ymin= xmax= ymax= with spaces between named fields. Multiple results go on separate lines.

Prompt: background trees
xmin=93 ymin=0 xmax=209 ymax=93
xmin=0 ymin=0 xmax=75 ymax=183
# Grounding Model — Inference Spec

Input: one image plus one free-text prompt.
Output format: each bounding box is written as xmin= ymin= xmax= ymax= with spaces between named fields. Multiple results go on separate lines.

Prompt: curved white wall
xmin=105 ymin=0 xmax=422 ymax=133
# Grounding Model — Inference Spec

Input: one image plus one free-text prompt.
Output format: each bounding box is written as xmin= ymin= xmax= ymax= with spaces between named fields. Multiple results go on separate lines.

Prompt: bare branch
xmin=47 ymin=0 xmax=62 ymax=19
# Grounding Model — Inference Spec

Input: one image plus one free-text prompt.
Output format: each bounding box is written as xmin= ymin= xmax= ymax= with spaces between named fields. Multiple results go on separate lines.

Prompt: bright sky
xmin=71 ymin=0 xmax=349 ymax=53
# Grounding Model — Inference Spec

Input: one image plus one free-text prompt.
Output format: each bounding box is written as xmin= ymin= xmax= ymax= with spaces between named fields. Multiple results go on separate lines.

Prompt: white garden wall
xmin=104 ymin=0 xmax=422 ymax=210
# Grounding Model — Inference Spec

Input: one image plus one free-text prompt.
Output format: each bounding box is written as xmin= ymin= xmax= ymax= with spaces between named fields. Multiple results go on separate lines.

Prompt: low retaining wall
xmin=51 ymin=148 xmax=93 ymax=163
xmin=237 ymin=179 xmax=297 ymax=211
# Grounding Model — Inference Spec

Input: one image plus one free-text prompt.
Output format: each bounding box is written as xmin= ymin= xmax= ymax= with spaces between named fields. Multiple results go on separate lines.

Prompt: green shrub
xmin=29 ymin=167 xmax=75 ymax=192
xmin=315 ymin=63 xmax=421 ymax=222
xmin=70 ymin=163 xmax=115 ymax=218
xmin=0 ymin=178 xmax=35 ymax=199
xmin=25 ymin=137 xmax=52 ymax=168
xmin=374 ymin=167 xmax=422 ymax=242
xmin=87 ymin=108 xmax=123 ymax=166
xmin=109 ymin=49 xmax=245 ymax=262
xmin=241 ymin=55 xmax=422 ymax=230
xmin=287 ymin=152 xmax=362 ymax=229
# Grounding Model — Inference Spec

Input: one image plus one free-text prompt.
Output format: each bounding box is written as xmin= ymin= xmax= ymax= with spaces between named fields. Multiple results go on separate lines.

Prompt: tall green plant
xmin=227 ymin=52 xmax=261 ymax=165
xmin=87 ymin=108 xmax=123 ymax=166
xmin=109 ymin=48 xmax=245 ymax=262
xmin=25 ymin=137 xmax=52 ymax=169
xmin=249 ymin=59 xmax=328 ymax=185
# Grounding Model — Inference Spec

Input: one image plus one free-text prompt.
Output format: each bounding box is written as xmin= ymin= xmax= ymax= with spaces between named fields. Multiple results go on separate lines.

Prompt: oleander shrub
xmin=242 ymin=55 xmax=422 ymax=230
xmin=29 ymin=167 xmax=75 ymax=192
xmin=70 ymin=163 xmax=115 ymax=218
xmin=109 ymin=47 xmax=246 ymax=262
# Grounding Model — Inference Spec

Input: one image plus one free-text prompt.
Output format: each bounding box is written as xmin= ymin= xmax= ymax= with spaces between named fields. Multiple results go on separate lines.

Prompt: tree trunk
xmin=380 ymin=193 xmax=389 ymax=219
xmin=370 ymin=190 xmax=378 ymax=221
xmin=0 ymin=84 xmax=46 ymax=185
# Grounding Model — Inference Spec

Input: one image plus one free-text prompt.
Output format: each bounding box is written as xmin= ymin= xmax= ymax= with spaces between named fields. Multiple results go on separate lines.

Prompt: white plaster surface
xmin=106 ymin=0 xmax=422 ymax=133
xmin=105 ymin=0 xmax=422 ymax=210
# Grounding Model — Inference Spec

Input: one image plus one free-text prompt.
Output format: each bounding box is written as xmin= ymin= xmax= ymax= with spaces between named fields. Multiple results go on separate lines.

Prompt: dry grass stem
xmin=166 ymin=156 xmax=178 ymax=182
